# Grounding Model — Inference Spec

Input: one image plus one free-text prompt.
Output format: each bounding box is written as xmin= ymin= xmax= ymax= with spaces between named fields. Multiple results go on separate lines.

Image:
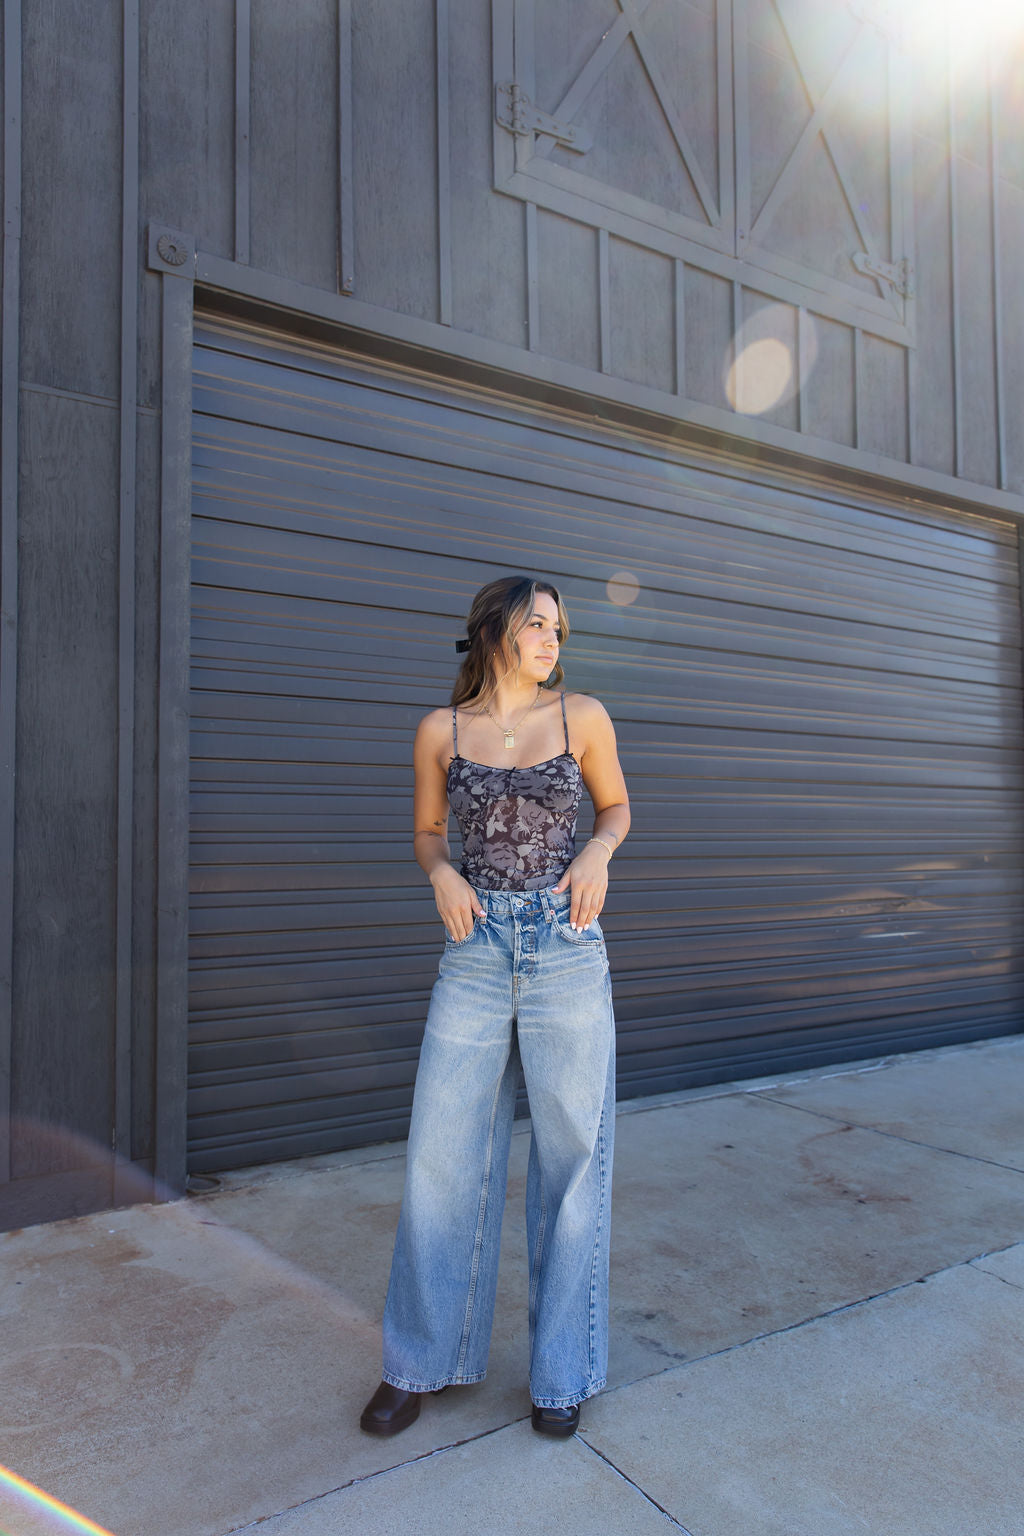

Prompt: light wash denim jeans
xmin=381 ymin=886 xmax=616 ymax=1410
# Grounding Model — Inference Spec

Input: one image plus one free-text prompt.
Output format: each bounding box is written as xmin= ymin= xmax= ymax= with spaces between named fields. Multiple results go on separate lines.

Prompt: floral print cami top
xmin=446 ymin=693 xmax=584 ymax=891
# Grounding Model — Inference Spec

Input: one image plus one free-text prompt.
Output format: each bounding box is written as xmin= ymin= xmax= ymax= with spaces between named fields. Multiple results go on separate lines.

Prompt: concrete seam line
xmin=599 ymin=1239 xmax=1024 ymax=1401
xmin=575 ymin=1436 xmax=696 ymax=1534
xmin=750 ymin=1093 xmax=1024 ymax=1176
xmin=215 ymin=1417 xmax=529 ymax=1535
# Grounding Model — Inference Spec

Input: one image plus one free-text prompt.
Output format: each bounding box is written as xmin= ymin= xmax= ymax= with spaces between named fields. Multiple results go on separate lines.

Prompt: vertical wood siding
xmin=3 ymin=0 xmax=1024 ymax=1224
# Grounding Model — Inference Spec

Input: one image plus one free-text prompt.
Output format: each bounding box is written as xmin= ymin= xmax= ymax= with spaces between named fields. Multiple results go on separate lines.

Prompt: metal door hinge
xmin=852 ymin=251 xmax=914 ymax=299
xmin=495 ymin=83 xmax=592 ymax=153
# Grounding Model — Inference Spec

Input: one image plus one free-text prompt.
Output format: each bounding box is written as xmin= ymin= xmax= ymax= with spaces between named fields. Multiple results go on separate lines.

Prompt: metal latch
xmin=852 ymin=251 xmax=914 ymax=299
xmin=495 ymin=83 xmax=592 ymax=154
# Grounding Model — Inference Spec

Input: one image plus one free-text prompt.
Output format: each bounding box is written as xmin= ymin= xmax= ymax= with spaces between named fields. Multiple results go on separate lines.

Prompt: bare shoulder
xmin=562 ymin=691 xmax=614 ymax=730
xmin=415 ymin=706 xmax=455 ymax=753
xmin=562 ymin=692 xmax=617 ymax=757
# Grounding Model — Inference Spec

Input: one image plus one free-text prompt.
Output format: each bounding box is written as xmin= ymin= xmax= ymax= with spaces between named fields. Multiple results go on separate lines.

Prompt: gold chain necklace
xmin=482 ymin=687 xmax=541 ymax=750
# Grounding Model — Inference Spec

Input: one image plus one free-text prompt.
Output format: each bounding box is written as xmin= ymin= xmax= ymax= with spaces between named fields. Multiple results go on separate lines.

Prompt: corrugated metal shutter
xmin=188 ymin=317 xmax=1024 ymax=1172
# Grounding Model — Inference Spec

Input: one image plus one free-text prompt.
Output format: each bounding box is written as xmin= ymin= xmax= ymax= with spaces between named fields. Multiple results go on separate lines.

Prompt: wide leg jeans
xmin=380 ymin=887 xmax=616 ymax=1409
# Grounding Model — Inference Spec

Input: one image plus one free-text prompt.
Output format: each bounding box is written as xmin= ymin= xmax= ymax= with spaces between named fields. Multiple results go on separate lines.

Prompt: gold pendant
xmin=504 ymin=731 xmax=515 ymax=749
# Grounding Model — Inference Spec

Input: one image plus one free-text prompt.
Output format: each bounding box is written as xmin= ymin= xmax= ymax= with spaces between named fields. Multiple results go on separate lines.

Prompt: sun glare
xmin=905 ymin=0 xmax=1024 ymax=77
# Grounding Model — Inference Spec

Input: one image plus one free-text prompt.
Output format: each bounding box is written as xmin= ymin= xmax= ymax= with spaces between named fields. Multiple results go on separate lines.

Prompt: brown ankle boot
xmin=359 ymin=1380 xmax=449 ymax=1436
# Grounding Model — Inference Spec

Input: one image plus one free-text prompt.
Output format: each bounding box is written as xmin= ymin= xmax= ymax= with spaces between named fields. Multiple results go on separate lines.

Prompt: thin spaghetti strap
xmin=560 ymin=691 xmax=570 ymax=754
xmin=452 ymin=706 xmax=459 ymax=758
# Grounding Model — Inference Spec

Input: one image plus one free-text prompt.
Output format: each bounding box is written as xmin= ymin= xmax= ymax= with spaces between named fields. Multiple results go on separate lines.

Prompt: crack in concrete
xmin=967 ymin=1257 xmax=1024 ymax=1292
xmin=575 ymin=1436 xmax=696 ymax=1533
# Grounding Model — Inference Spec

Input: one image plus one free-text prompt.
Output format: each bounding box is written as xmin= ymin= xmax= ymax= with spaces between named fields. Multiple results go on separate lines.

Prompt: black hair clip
xmin=455 ymin=637 xmax=472 ymax=653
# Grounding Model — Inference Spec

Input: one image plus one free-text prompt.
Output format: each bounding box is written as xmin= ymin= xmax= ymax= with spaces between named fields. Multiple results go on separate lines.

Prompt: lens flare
xmin=724 ymin=302 xmax=817 ymax=417
xmin=726 ymin=337 xmax=793 ymax=416
xmin=0 ymin=1463 xmax=117 ymax=1536
xmin=606 ymin=571 xmax=640 ymax=606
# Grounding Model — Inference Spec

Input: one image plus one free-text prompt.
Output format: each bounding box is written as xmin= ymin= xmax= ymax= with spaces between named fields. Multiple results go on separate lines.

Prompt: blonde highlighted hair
xmin=451 ymin=575 xmax=569 ymax=708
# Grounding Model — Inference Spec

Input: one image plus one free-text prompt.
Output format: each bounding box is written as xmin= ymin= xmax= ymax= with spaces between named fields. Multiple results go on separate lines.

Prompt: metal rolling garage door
xmin=188 ymin=317 xmax=1024 ymax=1173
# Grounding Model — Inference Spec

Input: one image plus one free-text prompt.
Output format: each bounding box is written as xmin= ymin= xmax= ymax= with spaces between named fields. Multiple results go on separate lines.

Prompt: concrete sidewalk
xmin=3 ymin=1034 xmax=1024 ymax=1536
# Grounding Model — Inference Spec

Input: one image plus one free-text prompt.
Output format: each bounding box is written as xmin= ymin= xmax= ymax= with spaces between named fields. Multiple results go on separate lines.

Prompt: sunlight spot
xmin=726 ymin=337 xmax=793 ymax=416
xmin=606 ymin=571 xmax=640 ymax=606
xmin=724 ymin=303 xmax=816 ymax=418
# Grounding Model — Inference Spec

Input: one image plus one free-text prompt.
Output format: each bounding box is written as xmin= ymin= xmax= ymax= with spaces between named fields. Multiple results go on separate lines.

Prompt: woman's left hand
xmin=551 ymin=842 xmax=611 ymax=931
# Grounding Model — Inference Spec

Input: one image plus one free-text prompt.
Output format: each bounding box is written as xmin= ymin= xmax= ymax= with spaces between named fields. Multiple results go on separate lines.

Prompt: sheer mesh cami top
xmin=446 ymin=692 xmax=585 ymax=892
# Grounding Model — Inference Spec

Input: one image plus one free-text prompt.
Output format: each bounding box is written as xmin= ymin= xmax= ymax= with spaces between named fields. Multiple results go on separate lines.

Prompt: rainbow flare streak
xmin=0 ymin=1464 xmax=117 ymax=1536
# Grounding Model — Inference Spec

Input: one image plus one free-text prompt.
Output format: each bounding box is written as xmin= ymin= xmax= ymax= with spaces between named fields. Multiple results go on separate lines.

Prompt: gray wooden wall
xmin=1 ymin=0 xmax=1022 ymax=1224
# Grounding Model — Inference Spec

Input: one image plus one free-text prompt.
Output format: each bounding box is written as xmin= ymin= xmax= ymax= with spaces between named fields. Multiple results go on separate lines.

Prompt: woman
xmin=360 ymin=574 xmax=629 ymax=1439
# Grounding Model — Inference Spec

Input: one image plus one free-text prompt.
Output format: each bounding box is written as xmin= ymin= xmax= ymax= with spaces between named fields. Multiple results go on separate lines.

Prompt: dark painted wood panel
xmin=803 ymin=314 xmax=854 ymax=448
xmin=186 ymin=320 xmax=1024 ymax=1172
xmin=955 ymin=155 xmax=999 ymax=489
xmin=12 ymin=393 xmax=119 ymax=1178
xmin=682 ymin=266 xmax=732 ymax=410
xmin=540 ymin=0 xmax=722 ymax=233
xmin=20 ymin=0 xmax=122 ymax=396
xmin=0 ymin=1167 xmax=116 ymax=1229
xmin=448 ymin=0 xmax=527 ymax=348
xmin=1 ymin=0 xmax=23 ymax=1190
xmin=910 ymin=132 xmax=955 ymax=478
xmin=999 ymin=182 xmax=1024 ymax=496
xmin=952 ymin=53 xmax=992 ymax=176
xmin=350 ymin=0 xmax=438 ymax=319
xmin=138 ymin=0 xmax=233 ymax=410
xmin=536 ymin=209 xmax=599 ymax=372
xmin=249 ymin=0 xmax=339 ymax=291
xmin=608 ymin=238 xmax=674 ymax=396
xmin=857 ymin=335 xmax=907 ymax=464
xmin=129 ymin=412 xmax=162 ymax=1163
xmin=139 ymin=0 xmax=235 ymax=260
xmin=995 ymin=41 xmax=1024 ymax=193
xmin=734 ymin=291 xmax=798 ymax=433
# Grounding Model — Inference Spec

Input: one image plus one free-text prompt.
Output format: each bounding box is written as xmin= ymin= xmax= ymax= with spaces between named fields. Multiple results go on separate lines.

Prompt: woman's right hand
xmin=430 ymin=865 xmax=485 ymax=943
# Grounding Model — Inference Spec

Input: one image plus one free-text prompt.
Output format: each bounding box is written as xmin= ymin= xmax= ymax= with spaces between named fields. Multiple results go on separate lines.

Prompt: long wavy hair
xmin=451 ymin=575 xmax=569 ymax=708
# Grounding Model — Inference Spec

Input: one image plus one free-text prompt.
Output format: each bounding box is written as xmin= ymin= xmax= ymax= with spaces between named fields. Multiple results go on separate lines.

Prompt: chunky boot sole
xmin=531 ymin=1402 xmax=580 ymax=1438
xmin=359 ymin=1382 xmax=449 ymax=1437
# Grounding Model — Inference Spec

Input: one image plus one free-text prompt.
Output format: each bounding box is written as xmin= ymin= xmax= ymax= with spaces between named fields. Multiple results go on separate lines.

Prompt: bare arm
xmin=413 ymin=712 xmax=484 ymax=941
xmin=551 ymin=696 xmax=630 ymax=929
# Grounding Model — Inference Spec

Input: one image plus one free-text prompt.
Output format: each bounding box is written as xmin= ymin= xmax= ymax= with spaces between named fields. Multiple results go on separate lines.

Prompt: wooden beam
xmin=436 ymin=0 xmax=452 ymax=325
xmin=114 ymin=0 xmax=140 ymax=1172
xmin=338 ymin=0 xmax=354 ymax=294
xmin=234 ymin=0 xmax=251 ymax=265
xmin=948 ymin=26 xmax=963 ymax=479
xmin=154 ymin=273 xmax=195 ymax=1199
xmin=599 ymin=228 xmax=610 ymax=373
xmin=0 ymin=0 xmax=23 ymax=1186
xmin=674 ymin=259 xmax=685 ymax=397
xmin=990 ymin=48 xmax=1007 ymax=491
xmin=525 ymin=201 xmax=539 ymax=351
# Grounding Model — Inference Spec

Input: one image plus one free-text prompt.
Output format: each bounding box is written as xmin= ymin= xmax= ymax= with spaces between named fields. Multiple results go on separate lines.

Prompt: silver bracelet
xmin=586 ymin=836 xmax=616 ymax=859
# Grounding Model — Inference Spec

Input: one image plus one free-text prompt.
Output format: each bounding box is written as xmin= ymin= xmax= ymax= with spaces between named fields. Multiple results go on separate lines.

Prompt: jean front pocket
xmin=549 ymin=906 xmax=605 ymax=948
xmin=444 ymin=919 xmax=481 ymax=949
